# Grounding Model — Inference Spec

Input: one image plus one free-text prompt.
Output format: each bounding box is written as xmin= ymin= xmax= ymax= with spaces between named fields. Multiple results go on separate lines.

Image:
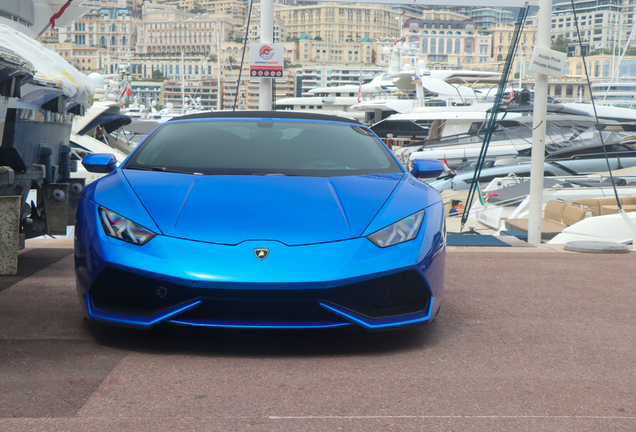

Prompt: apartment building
xmin=548 ymin=0 xmax=636 ymax=56
xmin=489 ymin=24 xmax=538 ymax=79
xmin=246 ymin=3 xmax=287 ymax=43
xmin=447 ymin=7 xmax=515 ymax=29
xmin=294 ymin=65 xmax=383 ymax=95
xmin=136 ymin=2 xmax=234 ymax=55
xmin=402 ymin=14 xmax=491 ymax=69
xmin=56 ymin=44 xmax=108 ymax=73
xmin=153 ymin=0 xmax=246 ymax=23
xmin=162 ymin=78 xmax=221 ymax=109
xmin=274 ymin=3 xmax=403 ymax=42
xmin=297 ymin=35 xmax=374 ymax=66
xmin=80 ymin=0 xmax=139 ymax=10
xmin=57 ymin=7 xmax=139 ymax=56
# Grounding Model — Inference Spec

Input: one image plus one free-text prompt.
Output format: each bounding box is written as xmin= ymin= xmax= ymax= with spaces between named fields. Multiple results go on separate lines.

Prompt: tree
xmin=208 ymin=54 xmax=218 ymax=63
xmin=189 ymin=3 xmax=205 ymax=14
xmin=371 ymin=49 xmax=377 ymax=64
xmin=227 ymin=56 xmax=237 ymax=70
xmin=588 ymin=48 xmax=613 ymax=56
xmin=152 ymin=69 xmax=165 ymax=80
xmin=551 ymin=34 xmax=570 ymax=54
xmin=234 ymin=35 xmax=244 ymax=43
xmin=314 ymin=36 xmax=323 ymax=41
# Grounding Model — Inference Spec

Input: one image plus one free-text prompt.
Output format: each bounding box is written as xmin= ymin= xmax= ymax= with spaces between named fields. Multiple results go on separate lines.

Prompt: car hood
xmin=123 ymin=170 xmax=403 ymax=245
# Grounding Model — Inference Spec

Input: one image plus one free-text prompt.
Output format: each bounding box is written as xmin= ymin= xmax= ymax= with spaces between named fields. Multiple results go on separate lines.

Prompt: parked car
xmin=75 ymin=111 xmax=446 ymax=330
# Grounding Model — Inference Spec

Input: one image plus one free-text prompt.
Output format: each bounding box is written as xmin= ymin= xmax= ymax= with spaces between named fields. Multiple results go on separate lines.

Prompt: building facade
xmin=274 ymin=3 xmax=403 ymax=42
xmin=153 ymin=0 xmax=246 ymax=23
xmin=136 ymin=3 xmax=234 ymax=55
xmin=548 ymin=0 xmax=636 ymax=56
xmin=403 ymin=15 xmax=491 ymax=69
xmin=447 ymin=7 xmax=515 ymax=29
xmin=297 ymin=35 xmax=374 ymax=66
xmin=57 ymin=7 xmax=139 ymax=57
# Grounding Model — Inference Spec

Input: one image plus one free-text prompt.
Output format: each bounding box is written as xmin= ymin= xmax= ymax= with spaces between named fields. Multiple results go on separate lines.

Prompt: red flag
xmin=357 ymin=83 xmax=362 ymax=103
xmin=507 ymin=89 xmax=514 ymax=101
xmin=126 ymin=85 xmax=133 ymax=96
xmin=49 ymin=0 xmax=72 ymax=29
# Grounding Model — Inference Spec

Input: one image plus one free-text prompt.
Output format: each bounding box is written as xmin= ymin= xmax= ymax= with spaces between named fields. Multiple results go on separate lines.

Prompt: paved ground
xmin=0 ymin=239 xmax=635 ymax=431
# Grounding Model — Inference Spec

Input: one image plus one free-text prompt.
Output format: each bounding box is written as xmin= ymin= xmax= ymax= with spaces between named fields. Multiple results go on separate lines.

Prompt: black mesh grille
xmin=323 ymin=270 xmax=430 ymax=318
xmin=90 ymin=267 xmax=198 ymax=316
xmin=89 ymin=267 xmax=430 ymax=320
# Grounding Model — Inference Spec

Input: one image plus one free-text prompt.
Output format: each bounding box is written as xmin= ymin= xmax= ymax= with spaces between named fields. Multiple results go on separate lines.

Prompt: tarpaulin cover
xmin=0 ymin=24 xmax=94 ymax=108
xmin=78 ymin=113 xmax=132 ymax=135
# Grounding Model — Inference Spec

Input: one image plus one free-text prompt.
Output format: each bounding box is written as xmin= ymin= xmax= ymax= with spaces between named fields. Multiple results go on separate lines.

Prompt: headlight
xmin=99 ymin=207 xmax=156 ymax=245
xmin=367 ymin=210 xmax=424 ymax=248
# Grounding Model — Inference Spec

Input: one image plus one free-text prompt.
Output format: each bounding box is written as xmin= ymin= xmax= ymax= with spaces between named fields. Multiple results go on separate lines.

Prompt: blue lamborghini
xmin=75 ymin=112 xmax=446 ymax=330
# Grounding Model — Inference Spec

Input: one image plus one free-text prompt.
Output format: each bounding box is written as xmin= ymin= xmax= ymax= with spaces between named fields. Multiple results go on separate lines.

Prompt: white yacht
xmin=274 ymin=42 xmax=500 ymax=122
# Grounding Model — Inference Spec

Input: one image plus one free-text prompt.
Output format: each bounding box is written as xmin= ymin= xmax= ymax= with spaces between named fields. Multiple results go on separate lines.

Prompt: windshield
xmin=124 ymin=119 xmax=402 ymax=177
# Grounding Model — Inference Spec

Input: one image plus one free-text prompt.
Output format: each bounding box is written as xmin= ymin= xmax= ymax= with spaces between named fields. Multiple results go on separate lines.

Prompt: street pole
xmin=527 ymin=0 xmax=553 ymax=244
xmin=259 ymin=0 xmax=273 ymax=111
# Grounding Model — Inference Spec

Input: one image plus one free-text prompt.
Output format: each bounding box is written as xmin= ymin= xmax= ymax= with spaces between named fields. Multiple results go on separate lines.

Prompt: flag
xmin=357 ymin=83 xmax=362 ymax=103
xmin=507 ymin=89 xmax=514 ymax=102
xmin=116 ymin=81 xmax=132 ymax=106
xmin=49 ymin=0 xmax=73 ymax=30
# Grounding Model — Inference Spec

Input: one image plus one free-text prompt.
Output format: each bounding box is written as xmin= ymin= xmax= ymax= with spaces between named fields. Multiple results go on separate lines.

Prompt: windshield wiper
xmin=251 ymin=173 xmax=293 ymax=176
xmin=126 ymin=165 xmax=199 ymax=175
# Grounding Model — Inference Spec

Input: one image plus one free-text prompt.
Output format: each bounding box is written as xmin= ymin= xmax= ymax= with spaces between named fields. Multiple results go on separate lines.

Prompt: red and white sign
xmin=250 ymin=43 xmax=284 ymax=78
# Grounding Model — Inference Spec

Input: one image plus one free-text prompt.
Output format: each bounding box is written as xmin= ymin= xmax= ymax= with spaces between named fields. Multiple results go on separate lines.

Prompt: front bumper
xmin=75 ymin=199 xmax=445 ymax=330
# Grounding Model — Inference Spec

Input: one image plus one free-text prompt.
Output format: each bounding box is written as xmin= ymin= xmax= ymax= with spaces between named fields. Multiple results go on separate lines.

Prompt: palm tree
xmin=227 ymin=56 xmax=237 ymax=70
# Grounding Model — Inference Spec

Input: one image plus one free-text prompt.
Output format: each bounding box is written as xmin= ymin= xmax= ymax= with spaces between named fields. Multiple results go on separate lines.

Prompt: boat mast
xmin=217 ymin=19 xmax=221 ymax=111
xmin=181 ymin=51 xmax=185 ymax=113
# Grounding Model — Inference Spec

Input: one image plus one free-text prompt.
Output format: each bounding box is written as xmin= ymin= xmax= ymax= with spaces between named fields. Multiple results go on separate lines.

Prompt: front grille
xmin=174 ymin=298 xmax=342 ymax=325
xmin=90 ymin=267 xmax=198 ymax=316
xmin=323 ymin=270 xmax=430 ymax=318
xmin=89 ymin=267 xmax=430 ymax=320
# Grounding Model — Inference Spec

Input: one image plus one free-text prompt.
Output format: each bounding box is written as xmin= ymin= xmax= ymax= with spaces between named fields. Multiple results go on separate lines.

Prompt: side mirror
xmin=82 ymin=153 xmax=117 ymax=173
xmin=410 ymin=159 xmax=445 ymax=179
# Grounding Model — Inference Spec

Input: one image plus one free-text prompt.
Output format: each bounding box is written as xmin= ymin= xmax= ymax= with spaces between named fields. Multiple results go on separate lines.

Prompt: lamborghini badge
xmin=254 ymin=248 xmax=269 ymax=260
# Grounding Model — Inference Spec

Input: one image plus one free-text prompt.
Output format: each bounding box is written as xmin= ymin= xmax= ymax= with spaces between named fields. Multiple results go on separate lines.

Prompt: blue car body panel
xmin=122 ymin=170 xmax=404 ymax=245
xmin=75 ymin=115 xmax=446 ymax=330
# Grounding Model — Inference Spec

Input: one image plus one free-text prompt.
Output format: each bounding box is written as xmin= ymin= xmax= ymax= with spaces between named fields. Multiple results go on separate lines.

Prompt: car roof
xmin=170 ymin=110 xmax=362 ymax=124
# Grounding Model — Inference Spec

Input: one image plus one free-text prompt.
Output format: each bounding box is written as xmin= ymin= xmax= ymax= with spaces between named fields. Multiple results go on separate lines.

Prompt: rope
xmin=233 ymin=0 xmax=254 ymax=111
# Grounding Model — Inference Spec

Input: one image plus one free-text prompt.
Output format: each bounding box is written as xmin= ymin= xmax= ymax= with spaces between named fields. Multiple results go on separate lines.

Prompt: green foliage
xmin=234 ymin=35 xmax=244 ymax=43
xmin=314 ymin=36 xmax=323 ymax=41
xmin=152 ymin=69 xmax=165 ymax=80
xmin=551 ymin=34 xmax=570 ymax=54
xmin=189 ymin=3 xmax=205 ymax=14
xmin=588 ymin=48 xmax=614 ymax=56
xmin=208 ymin=54 xmax=218 ymax=62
